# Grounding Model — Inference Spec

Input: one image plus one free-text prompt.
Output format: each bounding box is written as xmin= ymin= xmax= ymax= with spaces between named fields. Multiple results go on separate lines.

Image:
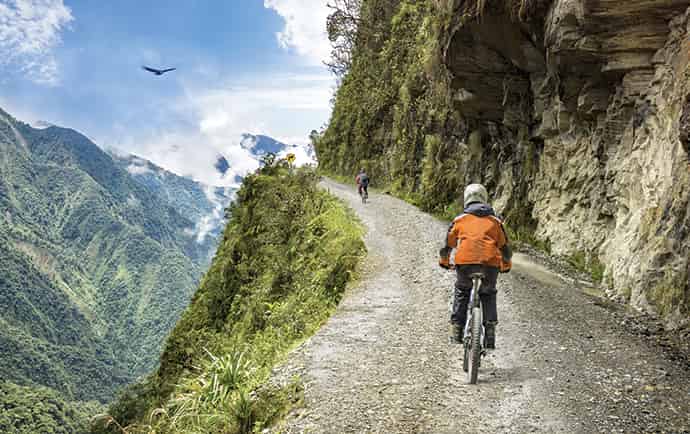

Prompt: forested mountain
xmin=112 ymin=153 xmax=235 ymax=261
xmin=0 ymin=107 xmax=231 ymax=431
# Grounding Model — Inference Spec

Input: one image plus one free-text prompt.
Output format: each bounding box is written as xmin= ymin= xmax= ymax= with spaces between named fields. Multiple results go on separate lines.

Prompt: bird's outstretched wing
xmin=161 ymin=68 xmax=177 ymax=73
xmin=142 ymin=66 xmax=162 ymax=74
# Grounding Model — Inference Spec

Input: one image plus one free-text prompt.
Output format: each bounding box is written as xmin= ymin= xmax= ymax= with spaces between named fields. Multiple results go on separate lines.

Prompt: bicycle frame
xmin=456 ymin=270 xmax=486 ymax=383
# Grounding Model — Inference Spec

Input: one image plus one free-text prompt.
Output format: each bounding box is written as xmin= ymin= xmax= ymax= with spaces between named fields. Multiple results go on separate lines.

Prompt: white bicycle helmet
xmin=463 ymin=183 xmax=488 ymax=207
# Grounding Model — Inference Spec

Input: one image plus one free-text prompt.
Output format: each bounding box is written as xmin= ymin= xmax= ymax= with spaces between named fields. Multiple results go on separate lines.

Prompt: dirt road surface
xmin=271 ymin=179 xmax=690 ymax=433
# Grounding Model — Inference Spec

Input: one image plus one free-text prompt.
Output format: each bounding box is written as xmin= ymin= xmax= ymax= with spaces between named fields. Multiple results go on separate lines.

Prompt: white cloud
xmin=194 ymin=185 xmax=228 ymax=243
xmin=0 ymin=0 xmax=73 ymax=85
xmin=125 ymin=163 xmax=153 ymax=176
xmin=112 ymin=73 xmax=330 ymax=187
xmin=264 ymin=0 xmax=331 ymax=65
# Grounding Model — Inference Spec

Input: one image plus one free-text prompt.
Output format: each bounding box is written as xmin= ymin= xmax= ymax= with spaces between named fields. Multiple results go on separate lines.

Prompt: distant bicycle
xmin=355 ymin=169 xmax=369 ymax=204
xmin=360 ymin=187 xmax=368 ymax=204
xmin=462 ymin=272 xmax=486 ymax=384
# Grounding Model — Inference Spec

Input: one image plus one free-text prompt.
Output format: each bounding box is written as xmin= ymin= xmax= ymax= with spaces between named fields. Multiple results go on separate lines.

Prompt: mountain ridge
xmin=112 ymin=153 xmax=235 ymax=257
xmin=0 ymin=107 xmax=231 ymax=430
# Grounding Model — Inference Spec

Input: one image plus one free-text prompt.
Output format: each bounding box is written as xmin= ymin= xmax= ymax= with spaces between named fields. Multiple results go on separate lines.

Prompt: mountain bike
xmin=462 ymin=272 xmax=486 ymax=384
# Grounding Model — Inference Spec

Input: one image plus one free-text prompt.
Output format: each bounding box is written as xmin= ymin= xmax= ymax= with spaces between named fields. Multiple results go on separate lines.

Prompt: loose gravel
xmin=269 ymin=179 xmax=690 ymax=434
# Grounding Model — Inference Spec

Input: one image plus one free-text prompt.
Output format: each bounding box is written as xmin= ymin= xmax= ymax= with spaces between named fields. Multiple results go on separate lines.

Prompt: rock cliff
xmin=317 ymin=0 xmax=690 ymax=326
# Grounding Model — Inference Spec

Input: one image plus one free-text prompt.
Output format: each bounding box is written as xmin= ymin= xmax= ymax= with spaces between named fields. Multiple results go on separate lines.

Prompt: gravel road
xmin=271 ymin=179 xmax=690 ymax=433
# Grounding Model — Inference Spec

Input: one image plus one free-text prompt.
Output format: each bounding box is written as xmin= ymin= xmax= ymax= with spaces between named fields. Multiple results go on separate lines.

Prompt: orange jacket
xmin=446 ymin=208 xmax=508 ymax=268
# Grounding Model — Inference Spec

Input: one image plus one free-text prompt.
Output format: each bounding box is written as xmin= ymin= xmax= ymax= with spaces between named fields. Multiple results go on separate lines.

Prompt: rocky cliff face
xmin=318 ymin=0 xmax=690 ymax=326
xmin=442 ymin=0 xmax=690 ymax=325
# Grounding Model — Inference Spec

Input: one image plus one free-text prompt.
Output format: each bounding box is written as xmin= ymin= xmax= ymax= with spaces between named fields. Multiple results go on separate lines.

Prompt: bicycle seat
xmin=470 ymin=272 xmax=485 ymax=280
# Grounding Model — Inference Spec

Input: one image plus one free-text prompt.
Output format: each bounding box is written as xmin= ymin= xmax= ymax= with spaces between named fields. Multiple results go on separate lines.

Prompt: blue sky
xmin=0 ymin=0 xmax=332 ymax=184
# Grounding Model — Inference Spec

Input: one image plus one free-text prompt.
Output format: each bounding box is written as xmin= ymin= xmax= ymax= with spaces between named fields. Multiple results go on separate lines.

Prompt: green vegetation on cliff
xmin=98 ymin=161 xmax=365 ymax=433
xmin=318 ymin=1 xmax=453 ymax=209
xmin=317 ymin=0 xmax=548 ymax=239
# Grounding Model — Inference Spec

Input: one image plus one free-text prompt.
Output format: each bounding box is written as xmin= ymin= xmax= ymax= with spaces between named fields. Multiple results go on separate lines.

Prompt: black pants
xmin=451 ymin=265 xmax=498 ymax=327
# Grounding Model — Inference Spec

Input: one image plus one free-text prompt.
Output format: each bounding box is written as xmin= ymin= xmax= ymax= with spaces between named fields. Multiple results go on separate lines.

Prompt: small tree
xmin=326 ymin=0 xmax=362 ymax=78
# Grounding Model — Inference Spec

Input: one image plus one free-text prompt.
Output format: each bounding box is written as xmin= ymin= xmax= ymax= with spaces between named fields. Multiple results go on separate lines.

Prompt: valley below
xmin=0 ymin=108 xmax=233 ymax=430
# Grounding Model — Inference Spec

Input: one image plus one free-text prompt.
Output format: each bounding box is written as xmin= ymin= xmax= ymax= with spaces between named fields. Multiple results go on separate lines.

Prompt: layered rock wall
xmin=318 ymin=0 xmax=689 ymax=325
xmin=443 ymin=0 xmax=690 ymax=324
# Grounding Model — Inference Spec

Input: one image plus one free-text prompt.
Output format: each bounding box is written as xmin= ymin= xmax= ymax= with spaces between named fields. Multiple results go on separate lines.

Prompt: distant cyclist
xmin=355 ymin=168 xmax=369 ymax=198
xmin=439 ymin=184 xmax=512 ymax=349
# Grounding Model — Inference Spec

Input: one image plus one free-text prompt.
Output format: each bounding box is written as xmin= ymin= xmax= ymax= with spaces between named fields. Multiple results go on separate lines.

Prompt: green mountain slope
xmin=0 ymin=107 xmax=225 ymax=414
xmin=99 ymin=163 xmax=365 ymax=433
xmin=111 ymin=153 xmax=235 ymax=261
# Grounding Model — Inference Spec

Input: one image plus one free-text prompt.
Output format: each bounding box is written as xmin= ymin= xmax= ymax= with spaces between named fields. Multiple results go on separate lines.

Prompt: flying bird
xmin=142 ymin=66 xmax=176 ymax=76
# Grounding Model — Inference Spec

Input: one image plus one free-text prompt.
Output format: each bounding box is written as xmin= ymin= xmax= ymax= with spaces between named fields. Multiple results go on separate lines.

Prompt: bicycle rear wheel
xmin=467 ymin=307 xmax=481 ymax=384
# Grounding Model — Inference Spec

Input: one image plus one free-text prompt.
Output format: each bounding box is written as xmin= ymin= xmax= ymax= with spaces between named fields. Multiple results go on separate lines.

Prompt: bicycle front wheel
xmin=468 ymin=307 xmax=481 ymax=384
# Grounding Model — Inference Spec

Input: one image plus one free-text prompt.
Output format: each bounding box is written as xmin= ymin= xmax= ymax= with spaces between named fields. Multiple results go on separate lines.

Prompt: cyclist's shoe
xmin=484 ymin=323 xmax=496 ymax=349
xmin=450 ymin=323 xmax=463 ymax=344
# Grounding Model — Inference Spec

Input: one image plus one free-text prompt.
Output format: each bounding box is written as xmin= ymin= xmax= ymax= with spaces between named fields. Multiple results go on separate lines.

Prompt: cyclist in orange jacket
xmin=439 ymin=184 xmax=512 ymax=349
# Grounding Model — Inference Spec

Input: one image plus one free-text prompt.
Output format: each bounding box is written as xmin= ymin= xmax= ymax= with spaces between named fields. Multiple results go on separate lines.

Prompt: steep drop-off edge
xmin=316 ymin=0 xmax=690 ymax=327
xmin=95 ymin=163 xmax=366 ymax=434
